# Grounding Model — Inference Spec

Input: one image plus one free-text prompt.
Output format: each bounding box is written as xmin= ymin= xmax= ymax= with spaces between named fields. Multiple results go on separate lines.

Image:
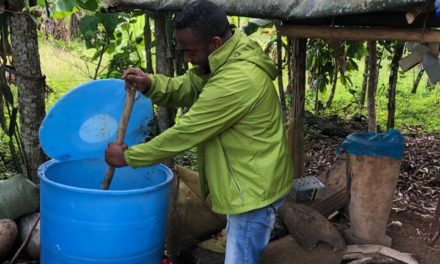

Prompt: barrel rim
xmin=38 ymin=159 xmax=173 ymax=195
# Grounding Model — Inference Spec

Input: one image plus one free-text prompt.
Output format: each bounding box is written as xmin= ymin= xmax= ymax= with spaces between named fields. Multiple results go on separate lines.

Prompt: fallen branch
xmin=344 ymin=245 xmax=419 ymax=264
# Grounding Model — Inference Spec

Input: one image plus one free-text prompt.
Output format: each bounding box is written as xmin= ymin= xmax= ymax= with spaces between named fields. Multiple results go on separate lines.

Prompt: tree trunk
xmin=314 ymin=83 xmax=320 ymax=112
xmin=275 ymin=22 xmax=286 ymax=122
xmin=326 ymin=62 xmax=338 ymax=109
xmin=155 ymin=14 xmax=175 ymax=132
xmin=290 ymin=38 xmax=307 ymax=179
xmin=144 ymin=13 xmax=154 ymax=74
xmin=387 ymin=42 xmax=404 ymax=130
xmin=367 ymin=41 xmax=377 ymax=132
xmin=0 ymin=82 xmax=4 ymax=131
xmin=69 ymin=12 xmax=81 ymax=39
xmin=8 ymin=0 xmax=46 ymax=183
xmin=154 ymin=13 xmax=179 ymax=260
xmin=286 ymin=39 xmax=293 ymax=96
xmin=411 ymin=68 xmax=424 ymax=94
xmin=359 ymin=54 xmax=369 ymax=107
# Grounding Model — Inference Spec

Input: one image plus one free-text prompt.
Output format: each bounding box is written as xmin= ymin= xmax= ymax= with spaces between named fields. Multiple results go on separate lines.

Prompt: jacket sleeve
xmin=124 ymin=66 xmax=257 ymax=167
xmin=146 ymin=69 xmax=208 ymax=107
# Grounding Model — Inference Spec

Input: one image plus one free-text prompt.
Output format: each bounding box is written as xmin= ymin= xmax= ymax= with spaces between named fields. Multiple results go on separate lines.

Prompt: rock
xmin=279 ymin=201 xmax=346 ymax=251
xmin=0 ymin=218 xmax=18 ymax=258
xmin=261 ymin=235 xmax=343 ymax=264
xmin=18 ymin=212 xmax=40 ymax=259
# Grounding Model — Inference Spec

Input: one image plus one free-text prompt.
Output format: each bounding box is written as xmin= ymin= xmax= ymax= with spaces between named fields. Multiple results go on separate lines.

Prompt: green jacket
xmin=124 ymin=30 xmax=293 ymax=214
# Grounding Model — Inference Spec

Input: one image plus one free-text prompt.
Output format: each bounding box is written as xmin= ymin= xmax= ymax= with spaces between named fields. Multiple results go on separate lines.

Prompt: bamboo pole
xmin=281 ymin=25 xmax=440 ymax=42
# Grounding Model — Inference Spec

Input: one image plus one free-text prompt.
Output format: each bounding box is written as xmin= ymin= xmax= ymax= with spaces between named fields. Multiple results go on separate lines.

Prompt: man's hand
xmin=122 ymin=68 xmax=152 ymax=94
xmin=105 ymin=143 xmax=129 ymax=167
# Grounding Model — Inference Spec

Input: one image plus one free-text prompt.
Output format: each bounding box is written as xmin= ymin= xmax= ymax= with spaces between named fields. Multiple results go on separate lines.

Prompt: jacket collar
xmin=208 ymin=29 xmax=241 ymax=74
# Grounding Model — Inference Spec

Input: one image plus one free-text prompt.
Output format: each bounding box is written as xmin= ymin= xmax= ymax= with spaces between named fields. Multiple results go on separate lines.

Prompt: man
xmin=105 ymin=1 xmax=293 ymax=263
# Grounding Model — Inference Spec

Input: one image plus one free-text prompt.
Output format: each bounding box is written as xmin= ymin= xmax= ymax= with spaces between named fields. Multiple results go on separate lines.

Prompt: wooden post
xmin=154 ymin=13 xmax=179 ymax=260
xmin=290 ymin=38 xmax=307 ymax=178
xmin=155 ymin=14 xmax=175 ymax=133
xmin=367 ymin=41 xmax=377 ymax=132
xmin=143 ymin=13 xmax=154 ymax=74
xmin=275 ymin=21 xmax=286 ymax=122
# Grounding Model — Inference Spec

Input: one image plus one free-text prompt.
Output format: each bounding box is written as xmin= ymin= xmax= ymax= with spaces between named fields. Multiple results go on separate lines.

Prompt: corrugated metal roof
xmin=103 ymin=0 xmax=430 ymax=20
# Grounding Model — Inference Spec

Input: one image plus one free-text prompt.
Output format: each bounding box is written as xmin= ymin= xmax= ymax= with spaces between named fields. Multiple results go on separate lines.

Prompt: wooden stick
xmin=9 ymin=215 xmax=40 ymax=264
xmin=344 ymin=245 xmax=419 ymax=264
xmin=281 ymin=25 xmax=440 ymax=42
xmin=101 ymin=89 xmax=136 ymax=190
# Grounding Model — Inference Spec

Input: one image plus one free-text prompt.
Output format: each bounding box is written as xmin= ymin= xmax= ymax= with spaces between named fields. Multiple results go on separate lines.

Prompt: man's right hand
xmin=122 ymin=68 xmax=152 ymax=94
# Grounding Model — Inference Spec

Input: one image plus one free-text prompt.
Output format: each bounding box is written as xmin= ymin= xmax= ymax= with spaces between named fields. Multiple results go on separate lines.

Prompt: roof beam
xmin=283 ymin=12 xmax=440 ymax=28
xmin=281 ymin=25 xmax=440 ymax=42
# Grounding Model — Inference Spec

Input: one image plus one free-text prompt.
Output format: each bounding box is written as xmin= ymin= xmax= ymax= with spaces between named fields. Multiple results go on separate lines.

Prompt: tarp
xmin=102 ymin=0 xmax=429 ymax=20
xmin=336 ymin=129 xmax=405 ymax=160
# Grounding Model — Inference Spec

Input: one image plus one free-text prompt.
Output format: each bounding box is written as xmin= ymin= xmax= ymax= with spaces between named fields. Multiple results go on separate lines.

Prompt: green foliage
xmin=48 ymin=0 xmax=146 ymax=79
xmin=49 ymin=0 xmax=79 ymax=18
xmin=242 ymin=18 xmax=273 ymax=35
xmin=103 ymin=13 xmax=146 ymax=78
xmin=307 ymin=39 xmax=334 ymax=93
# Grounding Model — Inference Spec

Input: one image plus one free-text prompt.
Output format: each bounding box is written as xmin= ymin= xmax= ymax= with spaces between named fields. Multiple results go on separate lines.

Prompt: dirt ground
xmin=387 ymin=210 xmax=440 ymax=264
xmin=3 ymin=126 xmax=439 ymax=264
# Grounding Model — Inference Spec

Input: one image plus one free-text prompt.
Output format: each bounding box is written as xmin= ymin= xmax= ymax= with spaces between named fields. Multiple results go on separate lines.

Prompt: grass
xmin=316 ymin=63 xmax=440 ymax=133
xmin=39 ymin=36 xmax=96 ymax=108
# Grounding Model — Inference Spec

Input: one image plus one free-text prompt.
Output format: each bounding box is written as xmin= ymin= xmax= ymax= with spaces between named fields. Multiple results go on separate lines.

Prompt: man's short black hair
xmin=175 ymin=0 xmax=230 ymax=40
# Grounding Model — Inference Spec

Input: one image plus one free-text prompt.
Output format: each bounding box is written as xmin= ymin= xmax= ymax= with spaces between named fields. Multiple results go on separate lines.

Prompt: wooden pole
xmin=154 ymin=13 xmax=179 ymax=261
xmin=281 ymin=25 xmax=440 ymax=42
xmin=290 ymin=38 xmax=307 ymax=179
xmin=101 ymin=89 xmax=136 ymax=190
xmin=367 ymin=41 xmax=377 ymax=132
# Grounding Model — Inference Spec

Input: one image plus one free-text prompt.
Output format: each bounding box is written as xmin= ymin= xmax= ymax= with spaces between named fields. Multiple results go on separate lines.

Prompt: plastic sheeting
xmin=102 ymin=0 xmax=428 ymax=20
xmin=336 ymin=129 xmax=405 ymax=160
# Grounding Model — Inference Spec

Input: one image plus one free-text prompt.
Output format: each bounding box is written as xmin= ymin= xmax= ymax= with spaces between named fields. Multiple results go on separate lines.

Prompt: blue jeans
xmin=224 ymin=197 xmax=285 ymax=264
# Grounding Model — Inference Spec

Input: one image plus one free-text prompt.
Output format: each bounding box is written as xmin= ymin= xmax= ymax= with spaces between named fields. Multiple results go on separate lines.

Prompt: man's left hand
xmin=105 ymin=143 xmax=129 ymax=167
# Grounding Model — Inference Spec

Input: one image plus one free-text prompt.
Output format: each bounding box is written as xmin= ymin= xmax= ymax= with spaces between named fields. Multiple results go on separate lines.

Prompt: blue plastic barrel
xmin=38 ymin=158 xmax=173 ymax=263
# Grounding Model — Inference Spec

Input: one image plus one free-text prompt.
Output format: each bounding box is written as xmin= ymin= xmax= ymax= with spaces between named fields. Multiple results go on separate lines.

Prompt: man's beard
xmin=195 ymin=61 xmax=211 ymax=75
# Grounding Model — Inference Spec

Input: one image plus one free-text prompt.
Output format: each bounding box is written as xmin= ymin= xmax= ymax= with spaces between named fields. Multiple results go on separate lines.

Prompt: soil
xmin=387 ymin=211 xmax=440 ymax=264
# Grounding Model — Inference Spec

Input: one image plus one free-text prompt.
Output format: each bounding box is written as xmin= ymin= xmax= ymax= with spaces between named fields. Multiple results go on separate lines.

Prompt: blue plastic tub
xmin=38 ymin=158 xmax=173 ymax=263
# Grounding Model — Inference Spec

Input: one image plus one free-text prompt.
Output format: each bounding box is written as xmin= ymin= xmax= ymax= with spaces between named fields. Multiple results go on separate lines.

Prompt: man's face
xmin=175 ymin=28 xmax=213 ymax=74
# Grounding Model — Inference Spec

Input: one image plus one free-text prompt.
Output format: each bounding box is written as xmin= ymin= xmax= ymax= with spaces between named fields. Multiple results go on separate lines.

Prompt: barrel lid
xmin=39 ymin=79 xmax=153 ymax=161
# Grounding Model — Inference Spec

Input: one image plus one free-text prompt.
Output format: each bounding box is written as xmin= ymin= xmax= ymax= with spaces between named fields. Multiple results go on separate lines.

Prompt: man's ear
xmin=209 ymin=36 xmax=223 ymax=52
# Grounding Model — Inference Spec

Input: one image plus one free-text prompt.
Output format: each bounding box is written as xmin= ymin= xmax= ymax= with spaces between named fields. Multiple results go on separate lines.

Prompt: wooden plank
xmin=281 ymin=25 xmax=440 ymax=42
xmin=307 ymin=158 xmax=348 ymax=218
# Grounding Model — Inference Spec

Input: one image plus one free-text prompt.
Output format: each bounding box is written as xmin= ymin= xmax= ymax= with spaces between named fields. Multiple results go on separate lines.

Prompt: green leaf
xmin=37 ymin=0 xmax=46 ymax=7
xmin=97 ymin=13 xmax=119 ymax=35
xmin=50 ymin=0 xmax=78 ymax=18
xmin=76 ymin=0 xmax=99 ymax=11
xmin=79 ymin=15 xmax=99 ymax=40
